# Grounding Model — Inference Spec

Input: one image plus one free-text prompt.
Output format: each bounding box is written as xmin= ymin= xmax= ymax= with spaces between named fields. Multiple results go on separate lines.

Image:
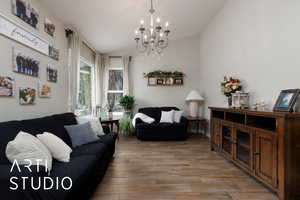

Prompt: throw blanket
xmin=132 ymin=113 xmax=155 ymax=127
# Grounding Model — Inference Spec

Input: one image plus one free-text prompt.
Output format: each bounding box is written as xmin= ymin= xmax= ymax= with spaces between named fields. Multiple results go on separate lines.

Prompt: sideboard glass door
xmin=222 ymin=124 xmax=233 ymax=158
xmin=234 ymin=128 xmax=253 ymax=170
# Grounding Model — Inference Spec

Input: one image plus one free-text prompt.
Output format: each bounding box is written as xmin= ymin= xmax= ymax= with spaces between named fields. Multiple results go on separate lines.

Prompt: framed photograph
xmin=174 ymin=77 xmax=183 ymax=85
xmin=13 ymin=47 xmax=40 ymax=77
xmin=148 ymin=77 xmax=157 ymax=86
xmin=0 ymin=76 xmax=15 ymax=97
xmin=44 ymin=18 xmax=55 ymax=37
xmin=11 ymin=0 xmax=39 ymax=29
xmin=156 ymin=78 xmax=164 ymax=85
xmin=165 ymin=77 xmax=174 ymax=85
xmin=49 ymin=46 xmax=59 ymax=61
xmin=38 ymin=82 xmax=51 ymax=98
xmin=19 ymin=87 xmax=36 ymax=105
xmin=47 ymin=65 xmax=58 ymax=83
xmin=273 ymin=89 xmax=300 ymax=112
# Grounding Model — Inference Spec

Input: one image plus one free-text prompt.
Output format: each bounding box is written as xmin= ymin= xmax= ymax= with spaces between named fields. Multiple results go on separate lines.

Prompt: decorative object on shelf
xmin=38 ymin=82 xmax=51 ymax=98
xmin=47 ymin=65 xmax=58 ymax=83
xmin=0 ymin=13 xmax=49 ymax=55
xmin=221 ymin=76 xmax=242 ymax=107
xmin=119 ymin=95 xmax=135 ymax=117
xmin=273 ymin=89 xmax=300 ymax=112
xmin=232 ymin=92 xmax=250 ymax=109
xmin=13 ymin=47 xmax=40 ymax=77
xmin=144 ymin=70 xmax=184 ymax=86
xmin=11 ymin=0 xmax=39 ymax=29
xmin=119 ymin=116 xmax=134 ymax=136
xmin=253 ymin=101 xmax=268 ymax=111
xmin=49 ymin=46 xmax=59 ymax=61
xmin=185 ymin=90 xmax=204 ymax=117
xmin=0 ymin=76 xmax=15 ymax=97
xmin=134 ymin=0 xmax=171 ymax=56
xmin=44 ymin=18 xmax=55 ymax=37
xmin=19 ymin=87 xmax=36 ymax=105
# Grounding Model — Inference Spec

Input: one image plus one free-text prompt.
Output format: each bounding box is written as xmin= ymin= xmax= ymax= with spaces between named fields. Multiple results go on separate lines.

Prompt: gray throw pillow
xmin=64 ymin=122 xmax=99 ymax=148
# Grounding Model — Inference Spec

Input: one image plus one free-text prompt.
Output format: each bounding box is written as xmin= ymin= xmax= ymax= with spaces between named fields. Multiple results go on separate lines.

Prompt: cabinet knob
xmin=254 ymin=152 xmax=261 ymax=156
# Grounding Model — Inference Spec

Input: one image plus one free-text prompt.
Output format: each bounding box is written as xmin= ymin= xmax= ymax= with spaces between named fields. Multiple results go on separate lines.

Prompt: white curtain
xmin=123 ymin=56 xmax=131 ymax=95
xmin=67 ymin=32 xmax=81 ymax=112
xmin=102 ymin=55 xmax=110 ymax=108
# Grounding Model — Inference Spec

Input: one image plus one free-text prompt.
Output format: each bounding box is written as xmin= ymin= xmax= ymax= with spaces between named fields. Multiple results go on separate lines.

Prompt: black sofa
xmin=135 ymin=107 xmax=188 ymax=141
xmin=0 ymin=113 xmax=117 ymax=200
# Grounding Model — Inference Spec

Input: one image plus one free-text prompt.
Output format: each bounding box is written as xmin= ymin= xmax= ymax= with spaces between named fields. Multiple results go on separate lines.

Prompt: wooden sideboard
xmin=209 ymin=107 xmax=300 ymax=200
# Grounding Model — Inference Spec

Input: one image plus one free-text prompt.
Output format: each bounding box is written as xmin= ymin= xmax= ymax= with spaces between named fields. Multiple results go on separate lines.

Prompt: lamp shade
xmin=185 ymin=90 xmax=204 ymax=102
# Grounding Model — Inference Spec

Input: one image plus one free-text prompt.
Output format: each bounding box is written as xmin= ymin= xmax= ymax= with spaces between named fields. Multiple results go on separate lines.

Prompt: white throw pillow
xmin=77 ymin=116 xmax=104 ymax=136
xmin=160 ymin=110 xmax=175 ymax=123
xmin=6 ymin=131 xmax=53 ymax=172
xmin=173 ymin=110 xmax=183 ymax=123
xmin=37 ymin=132 xmax=72 ymax=162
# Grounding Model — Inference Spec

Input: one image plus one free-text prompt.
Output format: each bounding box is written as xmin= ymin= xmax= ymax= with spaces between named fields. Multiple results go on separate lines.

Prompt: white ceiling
xmin=41 ymin=0 xmax=226 ymax=53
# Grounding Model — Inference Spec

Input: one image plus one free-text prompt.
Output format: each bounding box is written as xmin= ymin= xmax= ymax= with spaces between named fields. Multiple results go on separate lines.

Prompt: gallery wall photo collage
xmin=0 ymin=0 xmax=61 ymax=105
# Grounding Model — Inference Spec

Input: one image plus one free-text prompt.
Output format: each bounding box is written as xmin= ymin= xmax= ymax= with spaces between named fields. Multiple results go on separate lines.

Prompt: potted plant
xmin=119 ymin=95 xmax=135 ymax=116
xmin=221 ymin=76 xmax=242 ymax=107
xmin=119 ymin=116 xmax=135 ymax=136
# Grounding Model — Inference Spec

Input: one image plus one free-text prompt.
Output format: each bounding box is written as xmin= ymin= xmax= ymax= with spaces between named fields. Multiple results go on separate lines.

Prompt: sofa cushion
xmin=138 ymin=107 xmax=160 ymax=122
xmin=0 ymin=121 xmax=21 ymax=164
xmin=65 ymin=122 xmax=99 ymax=148
xmin=98 ymin=133 xmax=118 ymax=147
xmin=71 ymin=141 xmax=107 ymax=158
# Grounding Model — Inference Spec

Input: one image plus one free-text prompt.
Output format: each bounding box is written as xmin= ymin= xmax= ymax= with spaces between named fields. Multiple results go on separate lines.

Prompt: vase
xmin=228 ymin=96 xmax=232 ymax=107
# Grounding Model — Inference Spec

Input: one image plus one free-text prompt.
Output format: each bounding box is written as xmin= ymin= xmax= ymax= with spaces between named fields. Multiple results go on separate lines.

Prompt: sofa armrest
xmin=135 ymin=118 xmax=144 ymax=126
xmin=102 ymin=125 xmax=111 ymax=134
xmin=180 ymin=116 xmax=188 ymax=125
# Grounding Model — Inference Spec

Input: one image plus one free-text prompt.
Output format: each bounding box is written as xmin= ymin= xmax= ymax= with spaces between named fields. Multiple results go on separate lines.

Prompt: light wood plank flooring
xmin=92 ymin=136 xmax=278 ymax=200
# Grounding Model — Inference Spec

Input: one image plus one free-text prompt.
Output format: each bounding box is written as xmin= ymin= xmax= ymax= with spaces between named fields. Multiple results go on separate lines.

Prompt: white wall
xmin=199 ymin=0 xmax=300 ymax=119
xmin=110 ymin=35 xmax=201 ymax=115
xmin=0 ymin=0 xmax=68 ymax=122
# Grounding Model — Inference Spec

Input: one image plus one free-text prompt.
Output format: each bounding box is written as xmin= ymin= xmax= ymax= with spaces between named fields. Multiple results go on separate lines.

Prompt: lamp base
xmin=189 ymin=102 xmax=199 ymax=117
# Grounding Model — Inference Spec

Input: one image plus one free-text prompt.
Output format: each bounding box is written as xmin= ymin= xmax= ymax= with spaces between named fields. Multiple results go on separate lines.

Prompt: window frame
xmin=76 ymin=57 xmax=96 ymax=116
xmin=106 ymin=57 xmax=124 ymax=114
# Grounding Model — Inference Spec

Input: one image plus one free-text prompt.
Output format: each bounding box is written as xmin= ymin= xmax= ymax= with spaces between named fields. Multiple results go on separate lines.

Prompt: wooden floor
xmin=92 ymin=136 xmax=278 ymax=200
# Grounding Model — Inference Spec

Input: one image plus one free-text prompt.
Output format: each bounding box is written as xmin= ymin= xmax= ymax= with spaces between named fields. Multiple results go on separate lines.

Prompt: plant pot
xmin=124 ymin=109 xmax=132 ymax=118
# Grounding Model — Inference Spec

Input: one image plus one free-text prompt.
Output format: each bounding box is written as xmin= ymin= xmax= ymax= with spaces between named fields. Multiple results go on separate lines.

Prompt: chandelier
xmin=134 ymin=0 xmax=170 ymax=56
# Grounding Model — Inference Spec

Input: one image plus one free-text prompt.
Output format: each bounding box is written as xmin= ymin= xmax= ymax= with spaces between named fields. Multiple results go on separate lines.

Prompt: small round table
xmin=185 ymin=116 xmax=208 ymax=136
xmin=100 ymin=116 xmax=122 ymax=134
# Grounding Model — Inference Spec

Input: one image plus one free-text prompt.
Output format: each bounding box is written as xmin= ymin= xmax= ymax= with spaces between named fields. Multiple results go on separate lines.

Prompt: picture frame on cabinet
xmin=273 ymin=89 xmax=300 ymax=112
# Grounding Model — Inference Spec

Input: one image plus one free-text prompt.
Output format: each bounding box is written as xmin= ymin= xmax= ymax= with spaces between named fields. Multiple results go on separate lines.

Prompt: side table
xmin=185 ymin=116 xmax=208 ymax=136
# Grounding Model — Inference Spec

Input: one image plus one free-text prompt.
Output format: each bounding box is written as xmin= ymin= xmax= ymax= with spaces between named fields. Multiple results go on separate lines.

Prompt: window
xmin=107 ymin=57 xmax=123 ymax=113
xmin=76 ymin=59 xmax=95 ymax=116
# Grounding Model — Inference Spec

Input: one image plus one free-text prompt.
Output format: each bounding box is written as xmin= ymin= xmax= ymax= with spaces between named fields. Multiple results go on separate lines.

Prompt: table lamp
xmin=185 ymin=90 xmax=204 ymax=117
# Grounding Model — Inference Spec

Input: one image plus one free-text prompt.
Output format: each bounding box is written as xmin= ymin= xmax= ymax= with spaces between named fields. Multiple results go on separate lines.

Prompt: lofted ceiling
xmin=40 ymin=0 xmax=226 ymax=53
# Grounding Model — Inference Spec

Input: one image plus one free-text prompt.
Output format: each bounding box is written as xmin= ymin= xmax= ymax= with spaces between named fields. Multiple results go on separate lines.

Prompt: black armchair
xmin=135 ymin=107 xmax=188 ymax=141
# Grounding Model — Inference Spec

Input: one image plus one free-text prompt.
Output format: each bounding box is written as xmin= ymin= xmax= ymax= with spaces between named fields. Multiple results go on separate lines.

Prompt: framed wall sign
xmin=0 ymin=13 xmax=49 ymax=55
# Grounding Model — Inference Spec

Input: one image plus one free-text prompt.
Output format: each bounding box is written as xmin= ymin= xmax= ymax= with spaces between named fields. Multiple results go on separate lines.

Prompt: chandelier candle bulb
xmin=156 ymin=17 xmax=161 ymax=24
xmin=140 ymin=19 xmax=145 ymax=26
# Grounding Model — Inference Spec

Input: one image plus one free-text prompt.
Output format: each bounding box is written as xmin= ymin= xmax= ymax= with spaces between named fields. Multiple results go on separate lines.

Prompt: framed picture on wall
xmin=44 ymin=18 xmax=55 ymax=37
xmin=156 ymin=78 xmax=164 ymax=85
xmin=148 ymin=77 xmax=157 ymax=86
xmin=38 ymin=82 xmax=52 ymax=98
xmin=0 ymin=76 xmax=15 ymax=97
xmin=49 ymin=46 xmax=59 ymax=61
xmin=13 ymin=47 xmax=40 ymax=77
xmin=19 ymin=87 xmax=36 ymax=105
xmin=47 ymin=65 xmax=58 ymax=83
xmin=273 ymin=89 xmax=300 ymax=112
xmin=11 ymin=0 xmax=39 ymax=29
